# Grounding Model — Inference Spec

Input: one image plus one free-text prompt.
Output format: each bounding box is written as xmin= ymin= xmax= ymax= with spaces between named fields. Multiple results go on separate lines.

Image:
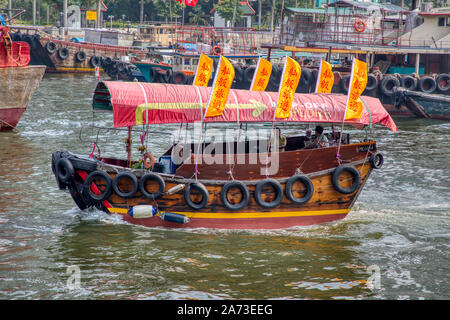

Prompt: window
xmin=438 ymin=17 xmax=444 ymax=26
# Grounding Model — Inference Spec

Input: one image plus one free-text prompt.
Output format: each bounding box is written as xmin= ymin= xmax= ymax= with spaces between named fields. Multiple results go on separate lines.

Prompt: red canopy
xmin=93 ymin=81 xmax=397 ymax=132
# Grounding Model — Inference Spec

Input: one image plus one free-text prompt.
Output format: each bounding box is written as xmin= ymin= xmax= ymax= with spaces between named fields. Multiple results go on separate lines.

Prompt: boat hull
xmin=0 ymin=65 xmax=46 ymax=130
xmin=52 ymin=141 xmax=377 ymax=229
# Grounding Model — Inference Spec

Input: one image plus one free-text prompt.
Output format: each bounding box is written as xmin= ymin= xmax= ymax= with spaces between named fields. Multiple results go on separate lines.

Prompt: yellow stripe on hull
xmin=108 ymin=207 xmax=350 ymax=219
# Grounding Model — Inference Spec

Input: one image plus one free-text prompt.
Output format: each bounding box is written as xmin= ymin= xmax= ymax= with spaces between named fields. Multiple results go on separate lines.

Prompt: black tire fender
xmin=172 ymin=71 xmax=187 ymax=85
xmin=400 ymin=75 xmax=417 ymax=91
xmin=417 ymin=76 xmax=436 ymax=94
xmin=244 ymin=66 xmax=256 ymax=83
xmin=75 ymin=51 xmax=86 ymax=62
xmin=139 ymin=173 xmax=165 ymax=200
xmin=112 ymin=171 xmax=138 ymax=198
xmin=89 ymin=55 xmax=102 ymax=68
xmin=331 ymin=166 xmax=361 ymax=194
xmin=45 ymin=41 xmax=57 ymax=54
xmin=340 ymin=75 xmax=351 ymax=93
xmin=285 ymin=175 xmax=314 ymax=205
xmin=184 ymin=182 xmax=209 ymax=210
xmin=57 ymin=47 xmax=69 ymax=60
xmin=300 ymin=68 xmax=313 ymax=87
xmin=369 ymin=153 xmax=384 ymax=169
xmin=220 ymin=181 xmax=250 ymax=211
xmin=365 ymin=74 xmax=378 ymax=91
xmin=254 ymin=178 xmax=283 ymax=209
xmin=83 ymin=170 xmax=113 ymax=202
xmin=435 ymin=74 xmax=450 ymax=93
xmin=380 ymin=76 xmax=400 ymax=97
xmin=56 ymin=158 xmax=75 ymax=184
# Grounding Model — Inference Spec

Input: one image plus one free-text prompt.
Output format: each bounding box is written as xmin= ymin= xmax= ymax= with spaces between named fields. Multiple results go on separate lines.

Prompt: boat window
xmin=192 ymin=59 xmax=199 ymax=65
xmin=438 ymin=18 xmax=445 ymax=26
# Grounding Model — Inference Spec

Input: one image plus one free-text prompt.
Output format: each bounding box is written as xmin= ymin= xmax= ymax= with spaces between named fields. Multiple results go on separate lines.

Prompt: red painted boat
xmin=51 ymin=81 xmax=397 ymax=229
xmin=0 ymin=26 xmax=45 ymax=131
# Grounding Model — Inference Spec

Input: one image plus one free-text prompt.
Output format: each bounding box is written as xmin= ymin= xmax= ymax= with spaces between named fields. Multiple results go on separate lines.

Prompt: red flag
xmin=184 ymin=0 xmax=198 ymax=6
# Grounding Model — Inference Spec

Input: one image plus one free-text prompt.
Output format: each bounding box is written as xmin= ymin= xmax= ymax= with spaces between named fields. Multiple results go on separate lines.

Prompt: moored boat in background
xmin=0 ymin=25 xmax=45 ymax=131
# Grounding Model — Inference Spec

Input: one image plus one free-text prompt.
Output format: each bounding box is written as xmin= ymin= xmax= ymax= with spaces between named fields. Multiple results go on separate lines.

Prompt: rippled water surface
xmin=0 ymin=74 xmax=449 ymax=300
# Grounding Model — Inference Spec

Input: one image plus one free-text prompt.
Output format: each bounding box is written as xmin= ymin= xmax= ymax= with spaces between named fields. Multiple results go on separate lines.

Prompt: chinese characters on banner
xmin=193 ymin=53 xmax=213 ymax=87
xmin=344 ymin=58 xmax=368 ymax=120
xmin=205 ymin=56 xmax=235 ymax=118
xmin=275 ymin=56 xmax=302 ymax=119
xmin=315 ymin=60 xmax=334 ymax=93
xmin=250 ymin=57 xmax=272 ymax=91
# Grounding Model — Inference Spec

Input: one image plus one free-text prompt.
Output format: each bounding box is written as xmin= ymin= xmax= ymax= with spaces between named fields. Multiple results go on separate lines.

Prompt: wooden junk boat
xmin=51 ymin=81 xmax=397 ymax=229
xmin=0 ymin=25 xmax=45 ymax=131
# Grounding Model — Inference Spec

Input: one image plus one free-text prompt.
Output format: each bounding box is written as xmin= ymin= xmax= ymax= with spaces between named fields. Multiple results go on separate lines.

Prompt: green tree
xmin=214 ymin=0 xmax=242 ymax=26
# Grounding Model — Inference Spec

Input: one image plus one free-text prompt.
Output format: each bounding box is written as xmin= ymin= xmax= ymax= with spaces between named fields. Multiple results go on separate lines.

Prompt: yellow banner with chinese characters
xmin=275 ymin=56 xmax=301 ymax=119
xmin=86 ymin=11 xmax=97 ymax=21
xmin=315 ymin=60 xmax=334 ymax=93
xmin=193 ymin=54 xmax=213 ymax=87
xmin=205 ymin=56 xmax=235 ymax=118
xmin=250 ymin=57 xmax=272 ymax=91
xmin=344 ymin=58 xmax=367 ymax=120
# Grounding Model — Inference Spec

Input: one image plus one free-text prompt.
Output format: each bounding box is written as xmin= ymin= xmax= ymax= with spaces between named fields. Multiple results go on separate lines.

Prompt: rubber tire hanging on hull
xmin=83 ymin=170 xmax=113 ymax=202
xmin=331 ymin=166 xmax=361 ymax=195
xmin=57 ymin=47 xmax=69 ymax=60
xmin=254 ymin=179 xmax=283 ymax=209
xmin=417 ymin=76 xmax=436 ymax=94
xmin=45 ymin=41 xmax=57 ymax=54
xmin=436 ymin=73 xmax=450 ymax=93
xmin=285 ymin=175 xmax=314 ymax=205
xmin=220 ymin=181 xmax=250 ymax=211
xmin=369 ymin=153 xmax=384 ymax=169
xmin=184 ymin=182 xmax=209 ymax=210
xmin=75 ymin=51 xmax=86 ymax=62
xmin=56 ymin=158 xmax=75 ymax=184
xmin=112 ymin=171 xmax=138 ymax=198
xmin=380 ymin=76 xmax=400 ymax=97
xmin=139 ymin=173 xmax=165 ymax=200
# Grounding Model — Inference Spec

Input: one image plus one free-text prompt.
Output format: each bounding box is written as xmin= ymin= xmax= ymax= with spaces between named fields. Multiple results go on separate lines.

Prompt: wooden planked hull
xmin=52 ymin=141 xmax=378 ymax=229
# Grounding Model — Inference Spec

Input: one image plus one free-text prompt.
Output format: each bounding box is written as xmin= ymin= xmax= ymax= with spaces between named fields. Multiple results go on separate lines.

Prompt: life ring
xmin=220 ymin=181 xmax=250 ymax=211
xmin=285 ymin=175 xmax=314 ymax=205
xmin=380 ymin=76 xmax=400 ymax=97
xmin=436 ymin=73 xmax=450 ymax=93
xmin=57 ymin=47 xmax=69 ymax=60
xmin=369 ymin=153 xmax=384 ymax=169
xmin=75 ymin=51 xmax=86 ymax=62
xmin=56 ymin=158 xmax=75 ymax=184
xmin=417 ymin=76 xmax=437 ymax=93
xmin=83 ymin=170 xmax=113 ymax=202
xmin=112 ymin=171 xmax=138 ymax=198
xmin=89 ymin=55 xmax=101 ymax=68
xmin=212 ymin=45 xmax=222 ymax=56
xmin=331 ymin=166 xmax=361 ymax=195
xmin=139 ymin=173 xmax=165 ymax=200
xmin=184 ymin=182 xmax=209 ymax=210
xmin=354 ymin=20 xmax=366 ymax=33
xmin=143 ymin=152 xmax=155 ymax=169
xmin=400 ymin=75 xmax=417 ymax=91
xmin=45 ymin=41 xmax=57 ymax=54
xmin=254 ymin=179 xmax=283 ymax=209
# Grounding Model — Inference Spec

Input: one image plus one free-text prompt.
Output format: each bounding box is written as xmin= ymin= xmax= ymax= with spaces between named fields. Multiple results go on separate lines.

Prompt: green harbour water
xmin=0 ymin=74 xmax=449 ymax=300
